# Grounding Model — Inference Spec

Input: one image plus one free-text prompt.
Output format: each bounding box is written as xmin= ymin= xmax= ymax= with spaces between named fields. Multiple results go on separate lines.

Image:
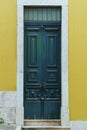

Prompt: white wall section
xmin=71 ymin=121 xmax=87 ymax=130
xmin=0 ymin=92 xmax=16 ymax=124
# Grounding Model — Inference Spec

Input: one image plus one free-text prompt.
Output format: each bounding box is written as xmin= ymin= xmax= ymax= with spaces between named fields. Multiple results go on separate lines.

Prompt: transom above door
xmin=24 ymin=7 xmax=61 ymax=120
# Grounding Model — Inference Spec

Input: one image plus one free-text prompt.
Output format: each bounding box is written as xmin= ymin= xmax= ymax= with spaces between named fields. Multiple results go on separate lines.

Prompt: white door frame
xmin=16 ymin=0 xmax=69 ymax=127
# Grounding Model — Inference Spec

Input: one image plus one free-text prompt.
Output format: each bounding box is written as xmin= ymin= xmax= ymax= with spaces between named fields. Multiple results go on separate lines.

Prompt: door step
xmin=22 ymin=127 xmax=70 ymax=130
xmin=24 ymin=120 xmax=61 ymax=126
xmin=23 ymin=120 xmax=70 ymax=129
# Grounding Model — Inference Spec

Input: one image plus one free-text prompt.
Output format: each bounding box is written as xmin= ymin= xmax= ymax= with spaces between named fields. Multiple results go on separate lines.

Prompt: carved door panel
xmin=43 ymin=25 xmax=61 ymax=119
xmin=24 ymin=23 xmax=61 ymax=119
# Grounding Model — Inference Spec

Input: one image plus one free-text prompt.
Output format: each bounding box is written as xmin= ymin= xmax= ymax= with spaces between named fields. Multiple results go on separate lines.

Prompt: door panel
xmin=44 ymin=101 xmax=60 ymax=119
xmin=25 ymin=101 xmax=41 ymax=119
xmin=43 ymin=26 xmax=61 ymax=119
xmin=24 ymin=27 xmax=42 ymax=119
xmin=24 ymin=23 xmax=61 ymax=119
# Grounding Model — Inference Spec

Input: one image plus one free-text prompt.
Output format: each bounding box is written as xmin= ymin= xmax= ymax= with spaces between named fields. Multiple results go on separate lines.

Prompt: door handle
xmin=43 ymin=83 xmax=46 ymax=87
xmin=41 ymin=97 xmax=44 ymax=101
xmin=39 ymin=84 xmax=41 ymax=87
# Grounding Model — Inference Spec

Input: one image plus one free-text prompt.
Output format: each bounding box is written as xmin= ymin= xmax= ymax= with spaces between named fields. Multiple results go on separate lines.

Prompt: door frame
xmin=16 ymin=0 xmax=69 ymax=127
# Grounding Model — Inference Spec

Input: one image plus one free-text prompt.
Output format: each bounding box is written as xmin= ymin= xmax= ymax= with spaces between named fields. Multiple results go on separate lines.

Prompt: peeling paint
xmin=0 ymin=107 xmax=16 ymax=124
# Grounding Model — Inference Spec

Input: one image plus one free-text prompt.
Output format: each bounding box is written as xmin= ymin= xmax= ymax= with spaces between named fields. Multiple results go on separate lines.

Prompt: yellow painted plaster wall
xmin=0 ymin=0 xmax=16 ymax=91
xmin=69 ymin=0 xmax=87 ymax=120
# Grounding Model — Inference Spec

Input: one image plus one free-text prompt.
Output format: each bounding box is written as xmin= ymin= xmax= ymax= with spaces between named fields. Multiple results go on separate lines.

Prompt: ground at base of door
xmin=22 ymin=128 xmax=70 ymax=130
xmin=0 ymin=124 xmax=70 ymax=130
xmin=0 ymin=124 xmax=16 ymax=130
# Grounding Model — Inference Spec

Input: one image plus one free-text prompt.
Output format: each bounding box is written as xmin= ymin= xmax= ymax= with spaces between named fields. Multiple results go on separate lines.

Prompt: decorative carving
xmin=44 ymin=88 xmax=59 ymax=99
xmin=25 ymin=88 xmax=41 ymax=99
xmin=25 ymin=87 xmax=60 ymax=100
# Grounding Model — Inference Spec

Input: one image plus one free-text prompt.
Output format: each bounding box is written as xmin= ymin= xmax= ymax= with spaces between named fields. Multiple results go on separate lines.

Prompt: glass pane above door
xmin=24 ymin=7 xmax=61 ymax=22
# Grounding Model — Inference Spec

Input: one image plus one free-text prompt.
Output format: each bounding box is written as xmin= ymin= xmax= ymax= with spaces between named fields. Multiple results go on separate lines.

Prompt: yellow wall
xmin=0 ymin=0 xmax=87 ymax=120
xmin=69 ymin=0 xmax=87 ymax=120
xmin=0 ymin=0 xmax=16 ymax=91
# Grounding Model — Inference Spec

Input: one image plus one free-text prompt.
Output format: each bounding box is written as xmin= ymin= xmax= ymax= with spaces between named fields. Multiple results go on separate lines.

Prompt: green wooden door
xmin=24 ymin=23 xmax=61 ymax=119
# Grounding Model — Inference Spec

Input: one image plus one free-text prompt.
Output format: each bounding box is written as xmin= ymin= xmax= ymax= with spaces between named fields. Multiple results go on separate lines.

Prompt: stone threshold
xmin=22 ymin=126 xmax=71 ymax=129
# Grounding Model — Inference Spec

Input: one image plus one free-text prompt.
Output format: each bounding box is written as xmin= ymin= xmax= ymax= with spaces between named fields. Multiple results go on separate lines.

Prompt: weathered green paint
xmin=24 ymin=22 xmax=61 ymax=119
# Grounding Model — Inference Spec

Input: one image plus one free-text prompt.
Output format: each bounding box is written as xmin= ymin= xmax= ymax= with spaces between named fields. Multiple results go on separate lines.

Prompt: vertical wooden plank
xmin=56 ymin=8 xmax=61 ymax=22
xmin=33 ymin=8 xmax=38 ymax=21
xmin=51 ymin=8 xmax=56 ymax=21
xmin=24 ymin=8 xmax=29 ymax=21
xmin=42 ymin=8 xmax=47 ymax=21
xmin=47 ymin=8 xmax=51 ymax=21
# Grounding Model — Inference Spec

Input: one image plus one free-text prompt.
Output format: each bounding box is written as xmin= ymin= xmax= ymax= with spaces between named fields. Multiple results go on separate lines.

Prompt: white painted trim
xmin=70 ymin=121 xmax=87 ymax=130
xmin=17 ymin=0 xmax=68 ymax=6
xmin=16 ymin=2 xmax=24 ymax=126
xmin=17 ymin=0 xmax=69 ymax=127
xmin=22 ymin=0 xmax=68 ymax=6
xmin=61 ymin=5 xmax=69 ymax=127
